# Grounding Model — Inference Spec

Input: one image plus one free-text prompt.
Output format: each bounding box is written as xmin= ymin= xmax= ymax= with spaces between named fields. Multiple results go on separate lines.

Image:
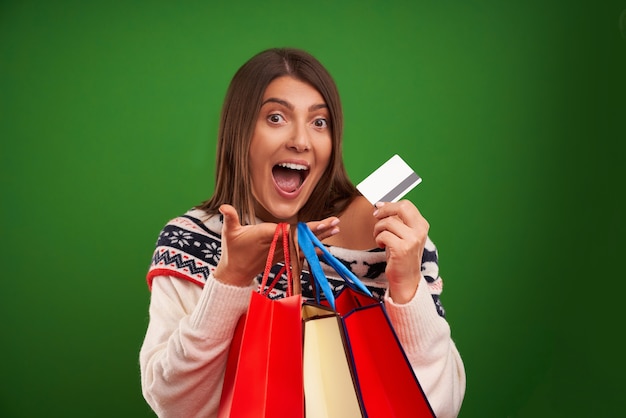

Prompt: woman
xmin=140 ymin=48 xmax=465 ymax=417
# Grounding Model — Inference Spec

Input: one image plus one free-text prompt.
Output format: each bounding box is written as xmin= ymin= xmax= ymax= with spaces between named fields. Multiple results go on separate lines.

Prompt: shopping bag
xmin=302 ymin=302 xmax=364 ymax=418
xmin=218 ymin=223 xmax=303 ymax=418
xmin=298 ymin=222 xmax=436 ymax=418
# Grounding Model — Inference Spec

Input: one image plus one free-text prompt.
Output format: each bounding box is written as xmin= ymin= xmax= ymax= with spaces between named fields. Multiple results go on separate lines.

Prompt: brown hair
xmin=198 ymin=47 xmax=359 ymax=223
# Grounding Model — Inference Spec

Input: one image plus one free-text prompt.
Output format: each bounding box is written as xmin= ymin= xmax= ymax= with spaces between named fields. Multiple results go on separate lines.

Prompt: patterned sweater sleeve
xmin=139 ymin=274 xmax=255 ymax=418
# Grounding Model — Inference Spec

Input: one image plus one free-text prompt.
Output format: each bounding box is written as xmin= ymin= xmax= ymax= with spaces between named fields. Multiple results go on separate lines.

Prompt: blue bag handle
xmin=297 ymin=222 xmax=372 ymax=310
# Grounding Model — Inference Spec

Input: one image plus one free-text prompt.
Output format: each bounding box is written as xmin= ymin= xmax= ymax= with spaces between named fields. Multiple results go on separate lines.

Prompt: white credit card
xmin=356 ymin=154 xmax=422 ymax=205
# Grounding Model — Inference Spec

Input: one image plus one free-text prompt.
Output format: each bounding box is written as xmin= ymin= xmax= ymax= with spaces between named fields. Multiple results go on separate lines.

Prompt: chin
xmin=266 ymin=199 xmax=309 ymax=222
xmin=255 ymin=187 xmax=314 ymax=223
xmin=269 ymin=208 xmax=300 ymax=223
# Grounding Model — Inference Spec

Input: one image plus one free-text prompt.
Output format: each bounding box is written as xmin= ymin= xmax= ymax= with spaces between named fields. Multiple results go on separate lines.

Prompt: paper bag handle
xmin=259 ymin=223 xmax=293 ymax=296
xmin=297 ymin=222 xmax=372 ymax=309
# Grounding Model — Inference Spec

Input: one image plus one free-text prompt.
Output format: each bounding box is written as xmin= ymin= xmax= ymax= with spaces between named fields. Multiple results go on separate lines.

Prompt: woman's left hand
xmin=373 ymin=200 xmax=429 ymax=304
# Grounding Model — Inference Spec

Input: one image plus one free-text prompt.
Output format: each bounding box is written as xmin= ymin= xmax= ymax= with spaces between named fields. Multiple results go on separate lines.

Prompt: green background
xmin=2 ymin=0 xmax=625 ymax=416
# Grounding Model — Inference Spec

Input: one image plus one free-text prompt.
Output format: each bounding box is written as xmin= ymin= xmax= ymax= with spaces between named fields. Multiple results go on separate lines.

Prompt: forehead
xmin=262 ymin=76 xmax=326 ymax=105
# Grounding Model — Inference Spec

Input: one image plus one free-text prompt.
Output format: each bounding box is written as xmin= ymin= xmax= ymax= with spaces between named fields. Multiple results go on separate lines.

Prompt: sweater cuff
xmin=384 ymin=276 xmax=450 ymax=354
xmin=188 ymin=273 xmax=257 ymax=340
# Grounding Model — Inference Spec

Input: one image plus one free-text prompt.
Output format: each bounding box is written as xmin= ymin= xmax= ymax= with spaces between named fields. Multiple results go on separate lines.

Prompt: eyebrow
xmin=262 ymin=97 xmax=328 ymax=112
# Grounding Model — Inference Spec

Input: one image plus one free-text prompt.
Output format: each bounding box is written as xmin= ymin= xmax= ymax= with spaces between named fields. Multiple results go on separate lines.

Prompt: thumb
xmin=219 ymin=204 xmax=241 ymax=234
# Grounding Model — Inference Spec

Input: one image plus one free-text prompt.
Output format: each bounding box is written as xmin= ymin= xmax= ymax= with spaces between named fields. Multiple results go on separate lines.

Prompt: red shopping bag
xmin=218 ymin=223 xmax=303 ymax=418
xmin=298 ymin=222 xmax=435 ymax=418
xmin=337 ymin=288 xmax=435 ymax=417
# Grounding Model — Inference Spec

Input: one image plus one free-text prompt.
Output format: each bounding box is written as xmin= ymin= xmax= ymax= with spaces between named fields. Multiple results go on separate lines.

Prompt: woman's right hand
xmin=213 ymin=204 xmax=339 ymax=287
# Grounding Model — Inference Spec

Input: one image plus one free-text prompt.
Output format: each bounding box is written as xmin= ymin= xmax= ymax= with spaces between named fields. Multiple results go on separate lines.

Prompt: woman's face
xmin=249 ymin=76 xmax=332 ymax=223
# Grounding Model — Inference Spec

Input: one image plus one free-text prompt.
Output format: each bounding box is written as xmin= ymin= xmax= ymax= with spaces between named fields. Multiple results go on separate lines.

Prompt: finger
xmin=374 ymin=202 xmax=428 ymax=253
xmin=373 ymin=215 xmax=413 ymax=241
xmin=306 ymin=216 xmax=340 ymax=241
xmin=373 ymin=217 xmax=414 ymax=250
xmin=373 ymin=211 xmax=429 ymax=252
xmin=374 ymin=200 xmax=422 ymax=228
xmin=218 ymin=204 xmax=241 ymax=236
xmin=374 ymin=228 xmax=403 ymax=250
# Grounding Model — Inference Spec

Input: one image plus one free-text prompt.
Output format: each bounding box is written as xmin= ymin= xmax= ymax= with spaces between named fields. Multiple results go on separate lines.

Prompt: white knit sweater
xmin=140 ymin=209 xmax=466 ymax=417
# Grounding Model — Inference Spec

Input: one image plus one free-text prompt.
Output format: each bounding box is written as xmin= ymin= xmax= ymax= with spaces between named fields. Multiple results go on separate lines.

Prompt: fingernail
xmin=330 ymin=219 xmax=340 ymax=227
xmin=330 ymin=227 xmax=340 ymax=236
xmin=373 ymin=202 xmax=385 ymax=216
xmin=316 ymin=223 xmax=326 ymax=231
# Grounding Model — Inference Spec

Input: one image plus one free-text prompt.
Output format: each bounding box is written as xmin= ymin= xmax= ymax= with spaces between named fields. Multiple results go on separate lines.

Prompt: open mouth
xmin=272 ymin=162 xmax=310 ymax=194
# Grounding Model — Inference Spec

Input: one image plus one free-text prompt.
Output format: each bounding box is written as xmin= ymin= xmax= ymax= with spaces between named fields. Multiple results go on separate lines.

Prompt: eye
xmin=313 ymin=118 xmax=328 ymax=129
xmin=267 ymin=113 xmax=285 ymax=124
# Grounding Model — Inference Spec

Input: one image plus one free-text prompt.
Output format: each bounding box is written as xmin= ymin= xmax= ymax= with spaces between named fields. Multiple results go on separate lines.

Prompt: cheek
xmin=318 ymin=137 xmax=333 ymax=168
xmin=249 ymin=129 xmax=271 ymax=166
xmin=248 ymin=144 xmax=267 ymax=187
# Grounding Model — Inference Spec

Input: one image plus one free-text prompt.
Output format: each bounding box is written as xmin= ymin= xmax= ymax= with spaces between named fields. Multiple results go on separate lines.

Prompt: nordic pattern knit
xmin=141 ymin=209 xmax=465 ymax=418
xmin=147 ymin=209 xmax=446 ymax=317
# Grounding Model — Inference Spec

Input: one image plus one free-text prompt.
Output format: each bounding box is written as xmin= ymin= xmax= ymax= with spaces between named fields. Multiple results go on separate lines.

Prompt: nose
xmin=287 ymin=123 xmax=310 ymax=152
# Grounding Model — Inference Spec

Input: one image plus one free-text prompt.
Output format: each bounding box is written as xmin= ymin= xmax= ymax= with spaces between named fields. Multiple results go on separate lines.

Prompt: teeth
xmin=278 ymin=162 xmax=308 ymax=171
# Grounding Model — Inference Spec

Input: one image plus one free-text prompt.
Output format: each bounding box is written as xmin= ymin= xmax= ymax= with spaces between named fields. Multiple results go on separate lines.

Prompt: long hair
xmin=198 ymin=48 xmax=359 ymax=223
